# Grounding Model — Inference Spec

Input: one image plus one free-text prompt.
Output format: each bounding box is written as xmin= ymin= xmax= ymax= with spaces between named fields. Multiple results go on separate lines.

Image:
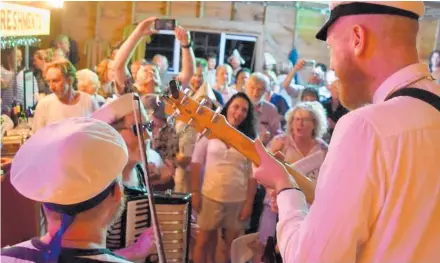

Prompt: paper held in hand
xmin=290 ymin=151 xmax=326 ymax=178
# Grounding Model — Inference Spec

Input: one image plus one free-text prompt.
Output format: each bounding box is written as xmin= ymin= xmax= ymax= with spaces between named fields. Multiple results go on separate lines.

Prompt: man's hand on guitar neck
xmin=252 ymin=139 xmax=299 ymax=194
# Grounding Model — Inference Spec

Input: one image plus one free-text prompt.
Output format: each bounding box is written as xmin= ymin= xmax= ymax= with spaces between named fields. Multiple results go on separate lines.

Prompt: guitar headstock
xmin=160 ymin=80 xmax=228 ymax=140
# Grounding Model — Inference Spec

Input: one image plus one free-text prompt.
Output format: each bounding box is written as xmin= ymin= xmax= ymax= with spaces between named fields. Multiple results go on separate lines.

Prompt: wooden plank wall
xmin=55 ymin=1 xmax=438 ymax=71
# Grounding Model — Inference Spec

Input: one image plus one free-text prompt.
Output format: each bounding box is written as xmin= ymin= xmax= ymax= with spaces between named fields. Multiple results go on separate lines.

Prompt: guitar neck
xmin=215 ymin=128 xmax=315 ymax=203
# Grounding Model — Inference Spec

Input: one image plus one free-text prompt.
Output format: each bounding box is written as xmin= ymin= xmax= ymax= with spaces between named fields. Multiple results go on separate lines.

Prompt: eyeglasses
xmin=293 ymin=117 xmax=314 ymax=123
xmin=114 ymin=121 xmax=154 ymax=136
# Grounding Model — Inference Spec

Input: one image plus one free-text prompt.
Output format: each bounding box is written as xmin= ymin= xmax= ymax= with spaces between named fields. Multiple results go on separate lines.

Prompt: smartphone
xmin=154 ymin=19 xmax=176 ymax=31
xmin=304 ymin=60 xmax=316 ymax=68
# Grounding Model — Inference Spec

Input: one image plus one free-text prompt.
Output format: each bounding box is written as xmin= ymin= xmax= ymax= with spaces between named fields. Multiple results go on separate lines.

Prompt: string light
xmin=47 ymin=0 xmax=64 ymax=8
xmin=0 ymin=36 xmax=41 ymax=49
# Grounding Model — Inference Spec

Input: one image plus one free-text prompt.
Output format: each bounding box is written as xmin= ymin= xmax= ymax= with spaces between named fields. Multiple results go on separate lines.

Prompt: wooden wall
xmin=49 ymin=1 xmax=439 ymax=71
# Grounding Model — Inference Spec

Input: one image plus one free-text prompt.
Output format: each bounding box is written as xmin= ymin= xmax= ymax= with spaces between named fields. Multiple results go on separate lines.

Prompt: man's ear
xmin=112 ymin=182 xmax=123 ymax=201
xmin=352 ymin=25 xmax=367 ymax=57
xmin=67 ymin=76 xmax=73 ymax=86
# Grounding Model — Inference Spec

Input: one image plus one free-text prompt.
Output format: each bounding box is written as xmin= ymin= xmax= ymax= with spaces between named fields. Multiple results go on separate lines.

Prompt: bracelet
xmin=181 ymin=40 xmax=193 ymax=49
xmin=277 ymin=187 xmax=302 ymax=196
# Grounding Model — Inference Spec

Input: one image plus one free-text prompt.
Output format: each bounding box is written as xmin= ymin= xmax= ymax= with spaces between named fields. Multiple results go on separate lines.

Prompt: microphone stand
xmin=131 ymin=93 xmax=166 ymax=263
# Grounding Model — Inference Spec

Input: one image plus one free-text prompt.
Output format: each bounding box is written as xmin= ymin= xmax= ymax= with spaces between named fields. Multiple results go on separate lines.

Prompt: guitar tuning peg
xmin=211 ymin=106 xmax=223 ymax=123
xmin=182 ymin=118 xmax=194 ymax=133
xmin=167 ymin=109 xmax=180 ymax=124
xmin=197 ymin=128 xmax=211 ymax=142
xmin=196 ymin=98 xmax=207 ymax=114
xmin=180 ymin=88 xmax=191 ymax=105
xmin=183 ymin=88 xmax=191 ymax=96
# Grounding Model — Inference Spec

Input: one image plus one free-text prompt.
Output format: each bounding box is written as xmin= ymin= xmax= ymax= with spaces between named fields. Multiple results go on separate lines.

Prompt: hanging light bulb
xmin=47 ymin=0 xmax=64 ymax=8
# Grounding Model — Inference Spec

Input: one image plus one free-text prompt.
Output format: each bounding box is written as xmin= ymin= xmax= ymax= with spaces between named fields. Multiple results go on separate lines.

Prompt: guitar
xmin=160 ymin=80 xmax=316 ymax=204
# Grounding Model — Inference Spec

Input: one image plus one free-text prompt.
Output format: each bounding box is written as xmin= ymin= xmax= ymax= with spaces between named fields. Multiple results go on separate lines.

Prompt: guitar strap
xmin=385 ymin=87 xmax=440 ymax=112
xmin=261 ymin=87 xmax=440 ymax=263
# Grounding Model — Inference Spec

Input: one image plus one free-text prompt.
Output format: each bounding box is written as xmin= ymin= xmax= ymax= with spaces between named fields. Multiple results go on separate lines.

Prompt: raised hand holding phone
xmin=154 ymin=19 xmax=176 ymax=31
xmin=135 ymin=17 xmax=159 ymax=37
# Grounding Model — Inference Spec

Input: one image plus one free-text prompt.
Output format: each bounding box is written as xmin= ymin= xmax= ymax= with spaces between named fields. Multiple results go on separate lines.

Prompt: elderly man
xmin=245 ymin=72 xmax=281 ymax=145
xmin=77 ymin=69 xmax=106 ymax=106
xmin=252 ymin=1 xmax=440 ymax=262
xmin=0 ymin=117 xmax=154 ymax=262
xmin=32 ymin=59 xmax=99 ymax=132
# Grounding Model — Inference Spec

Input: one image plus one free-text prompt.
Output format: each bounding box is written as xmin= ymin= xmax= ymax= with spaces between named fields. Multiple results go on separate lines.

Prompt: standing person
xmin=429 ymin=50 xmax=440 ymax=82
xmin=206 ymin=53 xmax=217 ymax=87
xmin=32 ymin=60 xmax=99 ymax=132
xmin=113 ymin=17 xmax=195 ymax=95
xmin=321 ymin=78 xmax=348 ymax=141
xmin=252 ymin=1 xmax=440 ymax=262
xmin=92 ymin=94 xmax=171 ymax=261
xmin=191 ymin=93 xmax=257 ymax=263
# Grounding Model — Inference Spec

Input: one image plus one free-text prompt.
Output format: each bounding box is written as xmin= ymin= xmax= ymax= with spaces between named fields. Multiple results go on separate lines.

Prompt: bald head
xmin=327 ymin=14 xmax=420 ymax=110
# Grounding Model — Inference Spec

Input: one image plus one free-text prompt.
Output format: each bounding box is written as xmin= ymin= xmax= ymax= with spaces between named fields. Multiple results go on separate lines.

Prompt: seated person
xmin=0 ymin=117 xmax=154 ymax=262
xmin=141 ymin=94 xmax=177 ymax=191
xmin=91 ymin=93 xmax=172 ymax=260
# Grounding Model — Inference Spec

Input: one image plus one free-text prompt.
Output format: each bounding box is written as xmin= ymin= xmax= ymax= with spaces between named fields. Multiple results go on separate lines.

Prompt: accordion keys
xmin=120 ymin=191 xmax=192 ymax=263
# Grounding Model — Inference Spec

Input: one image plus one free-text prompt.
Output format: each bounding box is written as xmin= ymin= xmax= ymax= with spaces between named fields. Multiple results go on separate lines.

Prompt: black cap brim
xmin=315 ymin=2 xmax=420 ymax=42
xmin=315 ymin=15 xmax=338 ymax=41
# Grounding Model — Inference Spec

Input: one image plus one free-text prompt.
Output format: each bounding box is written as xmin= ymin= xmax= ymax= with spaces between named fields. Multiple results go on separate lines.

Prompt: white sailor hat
xmin=10 ymin=117 xmax=128 ymax=205
xmin=230 ymin=232 xmax=260 ymax=263
xmin=91 ymin=93 xmax=149 ymax=124
xmin=316 ymin=1 xmax=425 ymax=41
xmin=228 ymin=49 xmax=245 ymax=65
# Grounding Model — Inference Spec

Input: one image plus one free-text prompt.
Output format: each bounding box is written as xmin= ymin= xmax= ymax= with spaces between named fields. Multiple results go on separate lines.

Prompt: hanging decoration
xmin=0 ymin=36 xmax=41 ymax=50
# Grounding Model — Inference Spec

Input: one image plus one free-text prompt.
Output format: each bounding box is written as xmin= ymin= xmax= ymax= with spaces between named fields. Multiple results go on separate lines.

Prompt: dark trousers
xmin=245 ymin=184 xmax=266 ymax=234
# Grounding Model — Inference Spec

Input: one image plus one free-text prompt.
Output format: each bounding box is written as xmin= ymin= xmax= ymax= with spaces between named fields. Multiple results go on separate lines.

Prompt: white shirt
xmin=206 ymin=69 xmax=216 ymax=88
xmin=32 ymin=92 xmax=98 ymax=132
xmin=192 ymin=137 xmax=252 ymax=203
xmin=174 ymin=121 xmax=197 ymax=193
xmin=212 ymin=83 xmax=237 ymax=103
xmin=276 ymin=63 xmax=440 ymax=262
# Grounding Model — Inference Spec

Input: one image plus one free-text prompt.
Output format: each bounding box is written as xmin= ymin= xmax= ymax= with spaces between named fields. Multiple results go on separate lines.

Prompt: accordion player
xmin=106 ymin=164 xmax=192 ymax=263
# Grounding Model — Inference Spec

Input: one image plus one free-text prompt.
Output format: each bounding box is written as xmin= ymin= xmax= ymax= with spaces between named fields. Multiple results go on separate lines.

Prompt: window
xmin=191 ymin=31 xmax=221 ymax=59
xmin=145 ymin=30 xmax=257 ymax=73
xmin=220 ymin=34 xmax=257 ymax=71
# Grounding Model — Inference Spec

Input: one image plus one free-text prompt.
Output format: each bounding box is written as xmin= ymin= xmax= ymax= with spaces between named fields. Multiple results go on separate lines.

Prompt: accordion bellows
xmin=107 ymin=191 xmax=192 ymax=263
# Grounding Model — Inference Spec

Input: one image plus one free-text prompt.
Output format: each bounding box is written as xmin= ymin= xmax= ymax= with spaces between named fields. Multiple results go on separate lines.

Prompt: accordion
xmin=1 ymin=135 xmax=25 ymax=157
xmin=107 ymin=190 xmax=192 ymax=263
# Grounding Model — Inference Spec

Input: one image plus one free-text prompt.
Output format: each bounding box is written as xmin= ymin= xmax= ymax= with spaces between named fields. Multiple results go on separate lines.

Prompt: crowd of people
xmin=1 ymin=1 xmax=440 ymax=263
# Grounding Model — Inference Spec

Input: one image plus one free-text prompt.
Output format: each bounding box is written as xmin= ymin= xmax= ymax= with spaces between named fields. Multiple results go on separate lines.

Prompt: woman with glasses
xmin=251 ymin=101 xmax=329 ymax=261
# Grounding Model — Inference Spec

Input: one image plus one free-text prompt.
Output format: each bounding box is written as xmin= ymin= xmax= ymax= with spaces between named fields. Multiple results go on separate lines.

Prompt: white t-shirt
xmin=192 ymin=138 xmax=251 ymax=203
xmin=32 ymin=92 xmax=98 ymax=132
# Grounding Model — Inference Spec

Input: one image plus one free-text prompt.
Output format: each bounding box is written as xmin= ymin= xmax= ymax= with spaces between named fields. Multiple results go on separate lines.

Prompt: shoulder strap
xmin=386 ymin=87 xmax=440 ymax=112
